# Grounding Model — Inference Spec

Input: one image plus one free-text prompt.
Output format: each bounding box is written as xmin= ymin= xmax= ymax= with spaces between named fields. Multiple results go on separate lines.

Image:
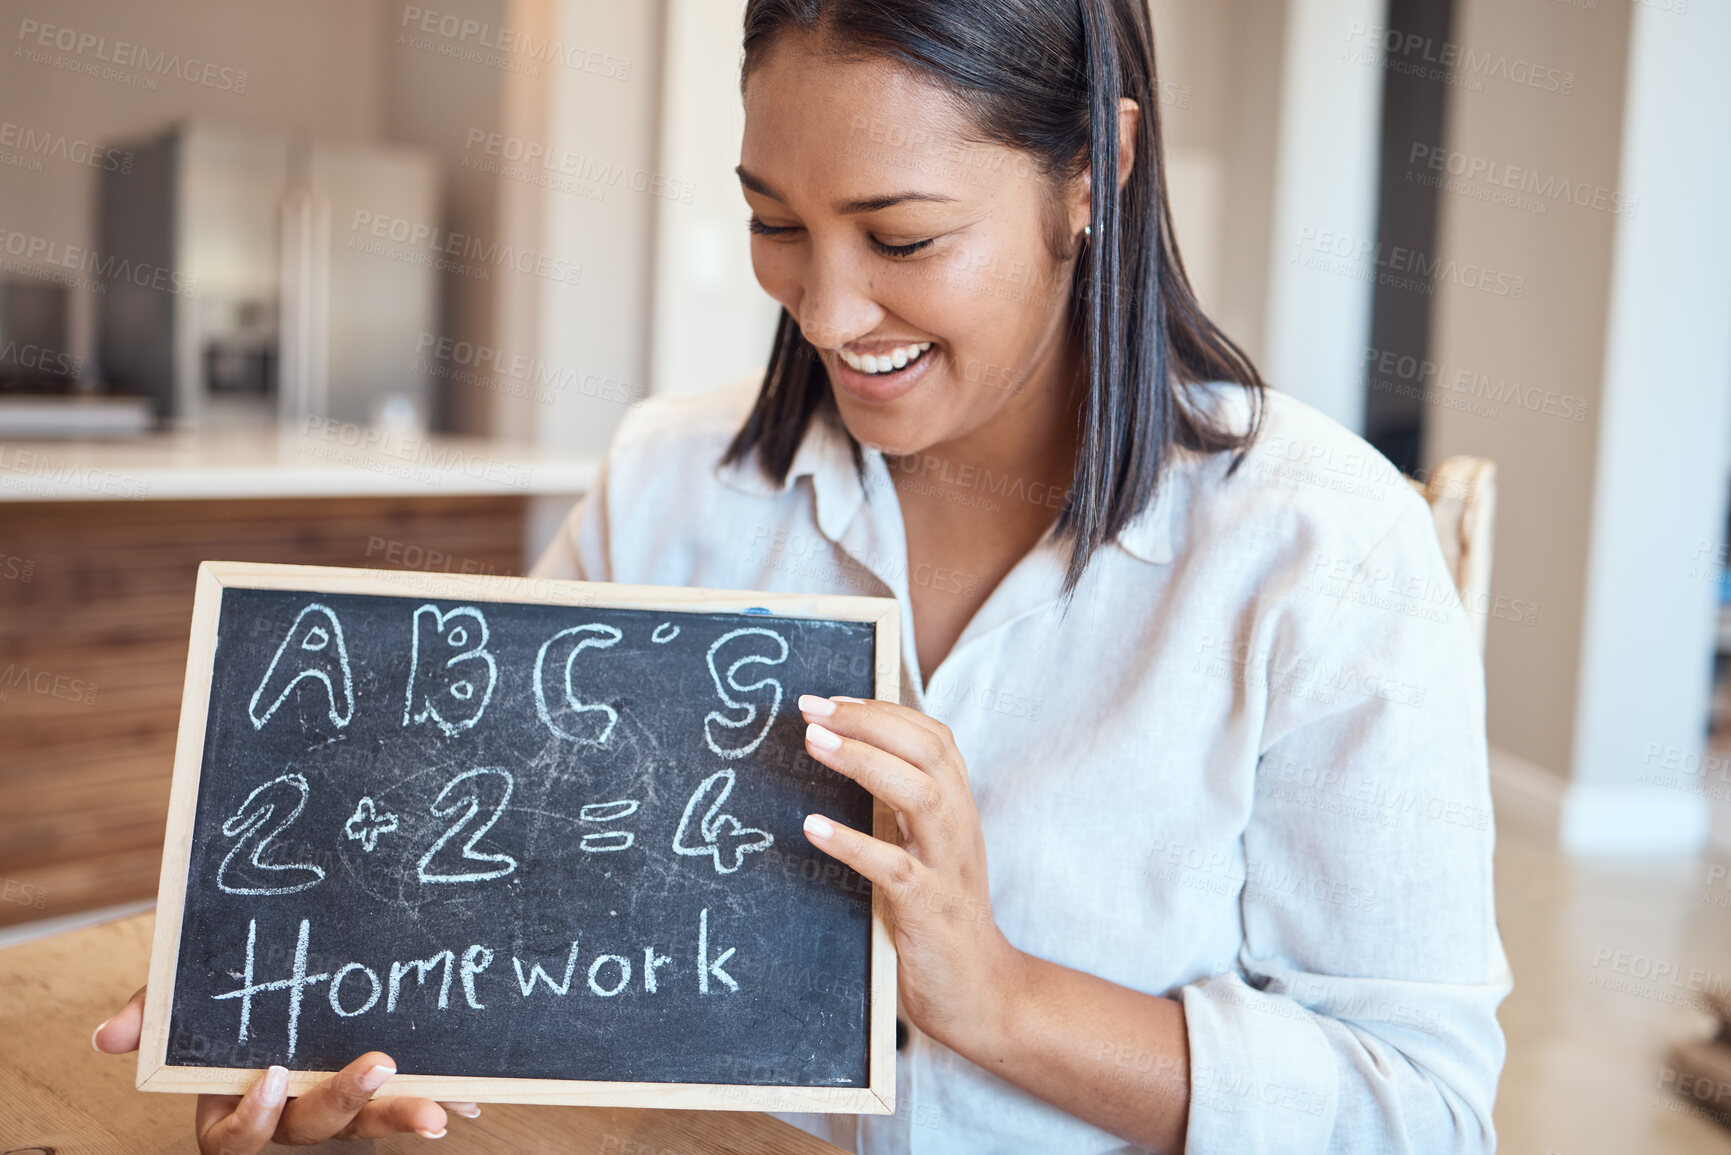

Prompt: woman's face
xmin=740 ymin=37 xmax=1086 ymax=457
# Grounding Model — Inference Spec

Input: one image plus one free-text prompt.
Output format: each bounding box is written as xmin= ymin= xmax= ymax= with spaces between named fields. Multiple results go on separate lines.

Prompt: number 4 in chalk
xmin=673 ymin=769 xmax=774 ymax=874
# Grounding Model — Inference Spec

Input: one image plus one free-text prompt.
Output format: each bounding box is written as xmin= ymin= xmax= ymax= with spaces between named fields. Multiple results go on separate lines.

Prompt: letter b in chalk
xmin=404 ymin=604 xmax=498 ymax=736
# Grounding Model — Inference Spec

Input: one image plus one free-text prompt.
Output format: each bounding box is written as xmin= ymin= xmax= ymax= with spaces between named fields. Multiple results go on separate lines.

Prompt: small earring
xmin=1083 ymin=224 xmax=1092 ymax=237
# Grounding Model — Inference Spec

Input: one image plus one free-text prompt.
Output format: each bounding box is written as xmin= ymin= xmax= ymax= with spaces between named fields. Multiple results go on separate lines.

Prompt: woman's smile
xmin=830 ymin=338 xmax=939 ymax=404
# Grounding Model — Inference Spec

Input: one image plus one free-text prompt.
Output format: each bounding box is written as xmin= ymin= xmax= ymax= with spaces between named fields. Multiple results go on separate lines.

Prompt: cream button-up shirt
xmin=530 ymin=375 xmax=1509 ymax=1154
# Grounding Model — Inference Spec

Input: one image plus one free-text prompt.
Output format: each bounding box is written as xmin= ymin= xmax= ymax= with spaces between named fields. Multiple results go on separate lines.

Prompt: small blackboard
xmin=139 ymin=562 xmax=899 ymax=1114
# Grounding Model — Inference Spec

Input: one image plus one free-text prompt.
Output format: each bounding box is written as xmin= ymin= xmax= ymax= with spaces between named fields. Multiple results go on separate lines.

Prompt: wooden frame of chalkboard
xmin=137 ymin=561 xmax=900 ymax=1114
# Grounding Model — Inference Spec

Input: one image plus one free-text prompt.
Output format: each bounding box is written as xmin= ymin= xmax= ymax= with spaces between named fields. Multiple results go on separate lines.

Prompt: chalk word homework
xmin=214 ymin=909 xmax=743 ymax=1059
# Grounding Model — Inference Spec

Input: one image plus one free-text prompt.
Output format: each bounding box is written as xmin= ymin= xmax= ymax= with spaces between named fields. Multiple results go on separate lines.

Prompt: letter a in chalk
xmin=250 ymin=603 xmax=355 ymax=730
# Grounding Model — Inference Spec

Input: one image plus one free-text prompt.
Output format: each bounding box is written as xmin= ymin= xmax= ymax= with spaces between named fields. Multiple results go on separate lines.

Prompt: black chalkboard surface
xmin=138 ymin=562 xmax=899 ymax=1114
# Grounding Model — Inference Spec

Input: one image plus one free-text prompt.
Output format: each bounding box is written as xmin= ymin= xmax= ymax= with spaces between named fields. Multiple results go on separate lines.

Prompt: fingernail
xmin=798 ymin=693 xmax=835 ymax=717
xmin=805 ymin=814 xmax=834 ymax=840
xmin=418 ymin=1129 xmax=447 ymax=1139
xmin=260 ymin=1065 xmax=289 ymax=1107
xmin=359 ymin=1062 xmax=396 ymax=1092
xmin=806 ymin=722 xmax=841 ymax=751
xmin=91 ymin=1020 xmax=109 ymax=1051
xmin=452 ymin=1104 xmax=482 ymax=1118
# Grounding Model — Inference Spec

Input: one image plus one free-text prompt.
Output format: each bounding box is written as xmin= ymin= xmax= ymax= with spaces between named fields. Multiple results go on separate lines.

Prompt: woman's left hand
xmin=796 ymin=694 xmax=1024 ymax=1051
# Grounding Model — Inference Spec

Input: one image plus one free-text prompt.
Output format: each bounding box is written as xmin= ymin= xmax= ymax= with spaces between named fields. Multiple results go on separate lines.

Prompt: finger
xmin=338 ymin=1095 xmax=457 ymax=1140
xmin=92 ymin=985 xmax=147 ymax=1054
xmin=800 ymin=695 xmax=965 ymax=790
xmin=829 ymin=694 xmax=951 ymax=740
xmin=273 ymin=1051 xmax=410 ymax=1144
xmin=803 ymin=721 xmax=946 ymax=835
xmin=439 ymin=1101 xmax=483 ymax=1121
xmin=196 ymin=1065 xmax=288 ymax=1155
xmin=803 ymin=812 xmax=922 ymax=900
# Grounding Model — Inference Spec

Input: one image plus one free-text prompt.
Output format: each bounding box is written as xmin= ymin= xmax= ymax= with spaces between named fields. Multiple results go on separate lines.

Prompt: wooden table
xmin=0 ymin=912 xmax=847 ymax=1154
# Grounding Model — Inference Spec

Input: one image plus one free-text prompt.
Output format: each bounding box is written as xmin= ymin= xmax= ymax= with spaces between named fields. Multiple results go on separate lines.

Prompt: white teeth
xmin=839 ymin=341 xmax=932 ymax=375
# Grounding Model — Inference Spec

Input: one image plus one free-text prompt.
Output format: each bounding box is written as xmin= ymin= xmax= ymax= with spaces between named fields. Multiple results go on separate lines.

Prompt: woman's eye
xmin=871 ymin=236 xmax=934 ymax=259
xmin=747 ymin=217 xmax=799 ymax=238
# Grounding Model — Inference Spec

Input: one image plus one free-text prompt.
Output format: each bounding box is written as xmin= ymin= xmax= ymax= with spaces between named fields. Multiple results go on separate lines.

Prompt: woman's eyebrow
xmin=735 ymin=165 xmax=957 ymax=214
xmin=837 ymin=190 xmax=957 ymax=214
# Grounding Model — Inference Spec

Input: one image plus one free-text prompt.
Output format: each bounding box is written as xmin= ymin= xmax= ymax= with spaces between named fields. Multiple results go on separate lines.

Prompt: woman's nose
xmin=794 ymin=247 xmax=882 ymax=351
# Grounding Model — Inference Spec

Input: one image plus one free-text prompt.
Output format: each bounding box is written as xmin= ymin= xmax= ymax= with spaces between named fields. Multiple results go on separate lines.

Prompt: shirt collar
xmin=1111 ymin=462 xmax=1183 ymax=566
xmin=716 ymin=406 xmax=1183 ymax=566
xmin=715 ymin=407 xmax=869 ymax=544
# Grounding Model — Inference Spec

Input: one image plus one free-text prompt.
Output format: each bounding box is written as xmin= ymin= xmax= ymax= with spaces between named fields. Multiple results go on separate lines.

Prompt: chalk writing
xmin=216 ymin=774 xmax=326 ymax=897
xmin=404 ymin=604 xmax=498 ymax=735
xmin=248 ymin=604 xmax=354 ymax=730
xmin=703 ymin=628 xmax=788 ymax=758
xmin=673 ymin=769 xmax=774 ymax=874
xmin=579 ymin=798 xmax=640 ymax=853
xmin=416 ymin=768 xmax=518 ymax=884
xmin=534 ymin=623 xmax=623 ymax=744
xmin=342 ymin=796 xmax=398 ymax=852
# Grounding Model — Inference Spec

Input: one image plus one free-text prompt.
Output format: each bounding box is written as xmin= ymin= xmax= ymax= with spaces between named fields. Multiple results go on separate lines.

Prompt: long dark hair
xmin=725 ymin=0 xmax=1265 ymax=594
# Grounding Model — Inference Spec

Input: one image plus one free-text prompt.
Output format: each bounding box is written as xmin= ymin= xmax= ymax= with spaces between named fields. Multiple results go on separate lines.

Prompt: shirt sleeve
xmin=1180 ymin=495 xmax=1511 ymax=1154
xmin=527 ymin=455 xmax=613 ymax=582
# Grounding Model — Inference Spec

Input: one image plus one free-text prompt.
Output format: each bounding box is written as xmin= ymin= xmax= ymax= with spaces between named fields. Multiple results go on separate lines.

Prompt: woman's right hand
xmin=92 ymin=986 xmax=479 ymax=1151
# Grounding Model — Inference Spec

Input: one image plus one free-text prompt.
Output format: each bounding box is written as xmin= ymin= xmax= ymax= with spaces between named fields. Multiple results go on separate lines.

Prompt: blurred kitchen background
xmin=2 ymin=0 xmax=1729 ymax=1150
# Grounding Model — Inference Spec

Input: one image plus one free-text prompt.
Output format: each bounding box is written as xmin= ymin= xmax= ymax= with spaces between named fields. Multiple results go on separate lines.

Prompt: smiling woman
xmin=90 ymin=1 xmax=1507 ymax=1153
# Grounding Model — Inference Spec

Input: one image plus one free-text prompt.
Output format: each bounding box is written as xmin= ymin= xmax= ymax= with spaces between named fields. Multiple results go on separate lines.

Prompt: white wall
xmin=523 ymin=0 xmax=664 ymax=454
xmin=1564 ymin=0 xmax=1731 ymax=854
xmin=649 ymin=0 xmax=779 ymax=398
xmin=1258 ymin=0 xmax=1384 ymax=431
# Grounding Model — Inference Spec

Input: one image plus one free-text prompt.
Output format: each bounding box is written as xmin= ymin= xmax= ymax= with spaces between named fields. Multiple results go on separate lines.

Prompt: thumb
xmin=92 ymin=985 xmax=147 ymax=1054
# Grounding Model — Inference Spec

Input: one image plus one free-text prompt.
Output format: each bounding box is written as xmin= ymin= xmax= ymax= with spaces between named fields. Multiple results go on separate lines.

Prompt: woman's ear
xmin=1116 ymin=97 xmax=1140 ymax=190
xmin=1071 ymin=97 xmax=1144 ymax=238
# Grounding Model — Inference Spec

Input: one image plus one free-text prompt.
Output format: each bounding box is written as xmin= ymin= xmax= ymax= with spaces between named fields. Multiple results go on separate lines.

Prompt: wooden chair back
xmin=1409 ymin=456 xmax=1498 ymax=655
